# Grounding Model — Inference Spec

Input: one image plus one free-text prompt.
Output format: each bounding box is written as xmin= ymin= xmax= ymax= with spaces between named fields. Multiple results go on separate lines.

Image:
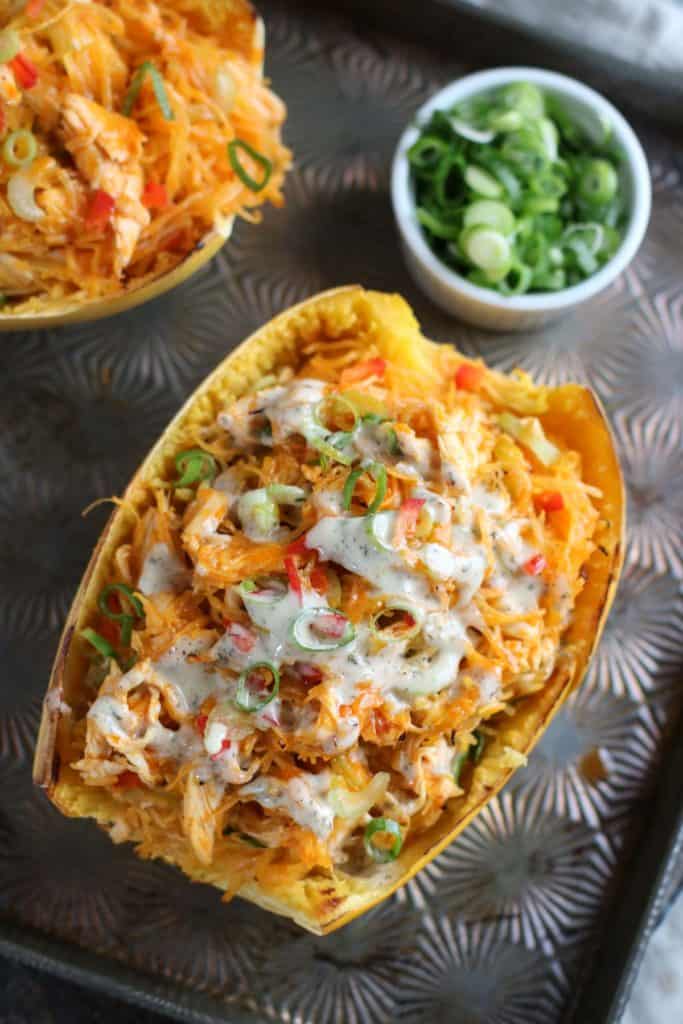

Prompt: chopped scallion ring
xmin=122 ymin=61 xmax=174 ymax=121
xmin=239 ymin=575 xmax=287 ymax=604
xmin=97 ymin=582 xmax=144 ymax=648
xmin=0 ymin=29 xmax=21 ymax=65
xmin=227 ymin=138 xmax=273 ymax=192
xmin=312 ymin=433 xmax=354 ymax=467
xmin=81 ymin=628 xmax=117 ymax=661
xmin=342 ymin=462 xmax=387 ymax=515
xmin=3 ymin=130 xmax=37 ymax=168
xmin=314 ymin=394 xmax=359 ymax=434
xmin=175 ymin=448 xmax=217 ymax=488
xmin=408 ymin=80 xmax=625 ymax=294
xmin=370 ymin=601 xmax=422 ymax=643
xmin=235 ymin=661 xmax=280 ymax=712
xmin=291 ymin=608 xmax=355 ymax=652
xmin=364 ymin=817 xmax=403 ymax=863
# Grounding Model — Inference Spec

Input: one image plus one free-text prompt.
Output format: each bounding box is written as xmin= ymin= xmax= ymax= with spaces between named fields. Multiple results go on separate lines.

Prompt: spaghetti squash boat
xmin=0 ymin=0 xmax=289 ymax=327
xmin=34 ymin=287 xmax=624 ymax=934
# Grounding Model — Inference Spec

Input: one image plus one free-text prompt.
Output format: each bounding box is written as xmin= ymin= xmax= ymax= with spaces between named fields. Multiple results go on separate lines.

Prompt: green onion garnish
xmin=227 ymin=138 xmax=273 ymax=192
xmin=471 ymin=729 xmax=486 ymax=763
xmin=235 ymin=661 xmax=280 ymax=712
xmin=98 ymin=582 xmax=144 ymax=648
xmin=122 ymin=61 xmax=174 ymax=121
xmin=81 ymin=628 xmax=117 ymax=661
xmin=291 ymin=608 xmax=355 ymax=652
xmin=364 ymin=817 xmax=403 ymax=863
xmin=175 ymin=448 xmax=217 ymax=488
xmin=3 ymin=130 xmax=37 ymax=169
xmin=0 ymin=29 xmax=21 ymax=65
xmin=408 ymin=80 xmax=626 ymax=295
xmin=342 ymin=462 xmax=387 ymax=515
xmin=452 ymin=750 xmax=468 ymax=785
xmin=370 ymin=601 xmax=421 ymax=643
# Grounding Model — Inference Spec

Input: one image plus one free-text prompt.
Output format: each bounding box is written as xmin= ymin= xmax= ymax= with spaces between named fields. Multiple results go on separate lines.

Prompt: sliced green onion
xmin=291 ymin=608 xmax=355 ymax=652
xmin=342 ymin=462 xmax=387 ymax=515
xmin=237 ymin=489 xmax=278 ymax=538
xmin=81 ymin=628 xmax=117 ymax=661
xmin=370 ymin=601 xmax=422 ymax=643
xmin=314 ymin=394 xmax=359 ymax=434
xmin=98 ymin=583 xmax=143 ymax=648
xmin=365 ymin=511 xmax=396 ymax=553
xmin=175 ymin=448 xmax=217 ymax=488
xmin=416 ymin=207 xmax=461 ymax=241
xmin=471 ymin=729 xmax=486 ymax=763
xmin=578 ymin=158 xmax=618 ymax=203
xmin=227 ymin=138 xmax=272 ymax=192
xmin=407 ymin=134 xmax=450 ymax=172
xmin=500 ymin=81 xmax=545 ymax=118
xmin=449 ymin=117 xmax=494 ymax=144
xmin=464 ymin=164 xmax=502 ymax=198
xmin=452 ymin=750 xmax=468 ymax=785
xmin=562 ymin=222 xmax=604 ymax=255
xmin=463 ymin=199 xmax=515 ymax=235
xmin=235 ymin=661 xmax=280 ymax=712
xmin=312 ymin=434 xmax=354 ymax=467
xmin=461 ymin=226 xmax=512 ymax=278
xmin=487 ymin=109 xmax=523 ymax=133
xmin=499 ymin=263 xmax=532 ymax=296
xmin=0 ymin=29 xmax=21 ymax=64
xmin=266 ymin=483 xmax=306 ymax=505
xmin=239 ymin=576 xmax=287 ymax=604
xmin=3 ymin=130 xmax=37 ymax=169
xmin=122 ymin=61 xmax=174 ymax=121
xmin=364 ymin=817 xmax=403 ymax=863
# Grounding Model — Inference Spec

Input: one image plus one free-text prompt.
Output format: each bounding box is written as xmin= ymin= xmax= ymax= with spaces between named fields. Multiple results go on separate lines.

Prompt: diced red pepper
xmin=195 ymin=714 xmax=208 ymax=736
xmin=454 ymin=362 xmax=484 ymax=391
xmin=116 ymin=771 xmax=142 ymax=789
xmin=142 ymin=181 xmax=168 ymax=210
xmin=311 ymin=613 xmax=348 ymax=639
xmin=225 ymin=620 xmax=256 ymax=654
xmin=340 ymin=357 xmax=387 ymax=387
xmin=84 ymin=189 xmax=115 ymax=230
xmin=295 ymin=662 xmax=323 ymax=684
xmin=523 ymin=553 xmax=547 ymax=576
xmin=310 ymin=563 xmax=328 ymax=595
xmin=0 ymin=106 xmax=5 ymax=138
xmin=9 ymin=54 xmax=38 ymax=90
xmin=284 ymin=554 xmax=303 ymax=604
xmin=286 ymin=534 xmax=309 ymax=557
xmin=26 ymin=0 xmax=46 ymax=18
xmin=534 ymin=491 xmax=565 ymax=513
xmin=394 ymin=497 xmax=426 ymax=546
xmin=210 ymin=738 xmax=232 ymax=761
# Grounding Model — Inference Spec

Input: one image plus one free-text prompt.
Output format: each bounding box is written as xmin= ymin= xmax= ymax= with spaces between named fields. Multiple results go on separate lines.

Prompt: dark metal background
xmin=0 ymin=2 xmax=681 ymax=1022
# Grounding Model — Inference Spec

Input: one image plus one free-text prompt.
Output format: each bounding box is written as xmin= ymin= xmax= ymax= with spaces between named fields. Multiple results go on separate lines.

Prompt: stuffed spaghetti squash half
xmin=34 ymin=287 xmax=624 ymax=934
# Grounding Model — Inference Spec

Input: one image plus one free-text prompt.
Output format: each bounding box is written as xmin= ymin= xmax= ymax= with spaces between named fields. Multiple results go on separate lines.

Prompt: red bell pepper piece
xmin=84 ymin=189 xmax=115 ymax=229
xmin=523 ymin=553 xmax=547 ymax=576
xmin=9 ymin=54 xmax=38 ymax=90
xmin=534 ymin=491 xmax=565 ymax=513
xmin=142 ymin=181 xmax=168 ymax=210
xmin=454 ymin=362 xmax=484 ymax=391
xmin=284 ymin=554 xmax=303 ymax=603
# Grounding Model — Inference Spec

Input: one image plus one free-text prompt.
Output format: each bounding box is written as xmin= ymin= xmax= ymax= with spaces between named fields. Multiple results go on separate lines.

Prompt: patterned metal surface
xmin=0 ymin=2 xmax=682 ymax=1021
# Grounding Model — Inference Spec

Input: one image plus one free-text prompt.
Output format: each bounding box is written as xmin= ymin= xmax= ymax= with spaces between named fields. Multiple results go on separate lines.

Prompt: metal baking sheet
xmin=1 ymin=2 xmax=682 ymax=1021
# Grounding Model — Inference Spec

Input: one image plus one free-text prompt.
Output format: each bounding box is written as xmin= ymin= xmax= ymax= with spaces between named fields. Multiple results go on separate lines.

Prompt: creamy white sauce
xmin=238 ymin=771 xmax=334 ymax=838
xmin=306 ymin=513 xmax=434 ymax=605
xmin=154 ymin=637 xmax=231 ymax=712
xmin=138 ymin=542 xmax=189 ymax=596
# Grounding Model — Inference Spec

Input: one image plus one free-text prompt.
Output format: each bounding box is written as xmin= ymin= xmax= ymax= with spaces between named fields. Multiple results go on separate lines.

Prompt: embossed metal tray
xmin=1 ymin=2 xmax=682 ymax=1021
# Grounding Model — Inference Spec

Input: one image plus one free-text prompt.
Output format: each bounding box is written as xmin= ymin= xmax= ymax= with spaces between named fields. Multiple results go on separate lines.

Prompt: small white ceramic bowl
xmin=391 ymin=66 xmax=651 ymax=331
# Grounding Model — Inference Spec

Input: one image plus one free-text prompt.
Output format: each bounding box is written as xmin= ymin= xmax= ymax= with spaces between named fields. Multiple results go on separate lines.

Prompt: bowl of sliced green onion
xmin=391 ymin=67 xmax=651 ymax=331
